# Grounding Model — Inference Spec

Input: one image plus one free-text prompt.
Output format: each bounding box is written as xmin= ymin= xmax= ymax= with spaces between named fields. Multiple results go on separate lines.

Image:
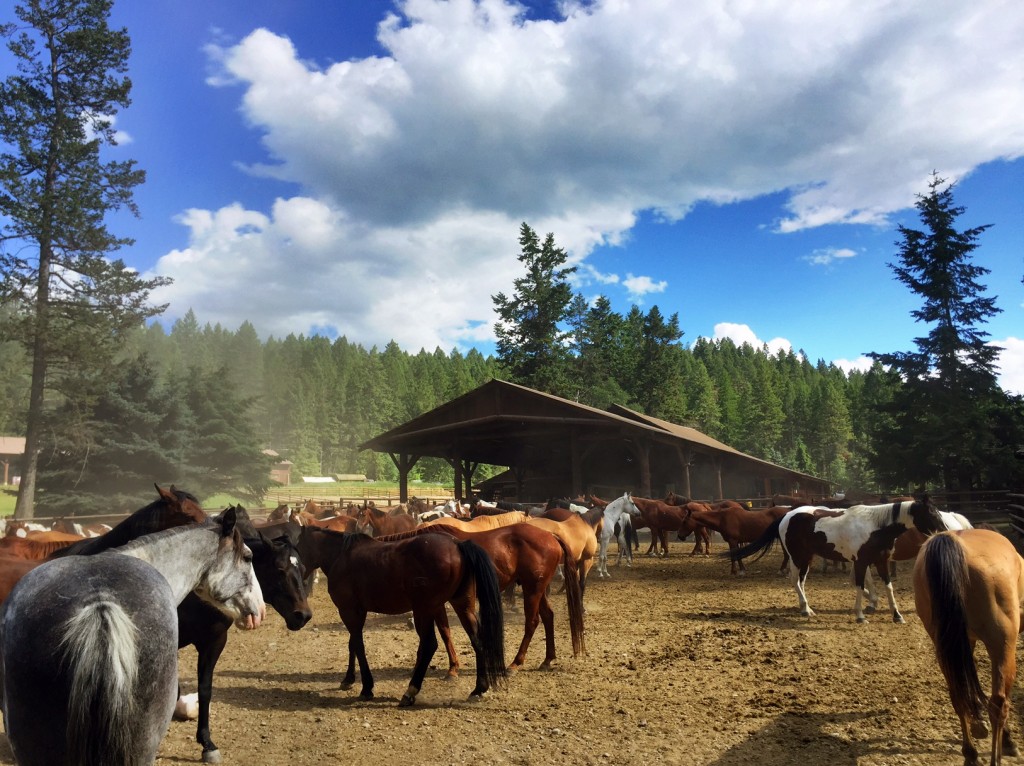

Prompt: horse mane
xmin=47 ymin=486 xmax=207 ymax=560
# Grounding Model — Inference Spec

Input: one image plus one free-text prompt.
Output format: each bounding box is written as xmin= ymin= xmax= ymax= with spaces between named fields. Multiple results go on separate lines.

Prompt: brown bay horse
xmin=296 ymin=526 xmax=506 ymax=706
xmin=914 ymin=529 xmax=1024 ymax=765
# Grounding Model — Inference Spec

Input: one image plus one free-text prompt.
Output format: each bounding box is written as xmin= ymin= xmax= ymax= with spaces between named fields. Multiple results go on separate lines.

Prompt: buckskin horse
xmin=0 ymin=510 xmax=265 ymax=766
xmin=296 ymin=526 xmax=506 ymax=706
xmin=731 ymin=498 xmax=945 ymax=622
xmin=914 ymin=528 xmax=1024 ymax=765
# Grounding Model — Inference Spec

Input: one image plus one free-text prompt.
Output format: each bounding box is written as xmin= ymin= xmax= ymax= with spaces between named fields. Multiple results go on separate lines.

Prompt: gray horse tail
xmin=60 ymin=600 xmax=141 ymax=766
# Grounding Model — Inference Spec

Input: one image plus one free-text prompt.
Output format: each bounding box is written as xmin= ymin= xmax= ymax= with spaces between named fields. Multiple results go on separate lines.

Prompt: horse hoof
xmin=893 ymin=613 xmax=905 ymax=624
xmin=358 ymin=692 xmax=374 ymax=701
xmin=340 ymin=680 xmax=354 ymax=691
xmin=970 ymin=719 xmax=989 ymax=738
xmin=202 ymin=749 xmax=222 ymax=764
xmin=863 ymin=605 xmax=876 ymax=615
xmin=856 ymin=616 xmax=868 ymax=624
xmin=444 ymin=669 xmax=459 ymax=680
xmin=1005 ymin=741 xmax=1019 ymax=757
xmin=467 ymin=693 xmax=485 ymax=703
xmin=398 ymin=694 xmax=415 ymax=707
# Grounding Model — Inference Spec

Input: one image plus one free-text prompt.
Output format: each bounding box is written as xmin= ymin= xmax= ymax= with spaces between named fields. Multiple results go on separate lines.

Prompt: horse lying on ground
xmin=914 ymin=528 xmax=1024 ymax=766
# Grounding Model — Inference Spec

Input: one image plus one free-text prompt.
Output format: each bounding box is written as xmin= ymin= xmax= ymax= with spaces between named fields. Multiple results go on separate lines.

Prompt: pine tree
xmin=869 ymin=174 xmax=1002 ymax=490
xmin=1 ymin=0 xmax=170 ymax=516
xmin=492 ymin=223 xmax=576 ymax=396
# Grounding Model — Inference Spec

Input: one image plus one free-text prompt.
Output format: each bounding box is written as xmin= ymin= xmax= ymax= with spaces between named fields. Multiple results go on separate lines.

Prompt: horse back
xmin=1 ymin=555 xmax=178 ymax=765
xmin=325 ymin=534 xmax=467 ymax=614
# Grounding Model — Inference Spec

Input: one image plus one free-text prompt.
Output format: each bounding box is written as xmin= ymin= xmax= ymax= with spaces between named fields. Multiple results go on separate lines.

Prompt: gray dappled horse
xmin=0 ymin=509 xmax=265 ymax=766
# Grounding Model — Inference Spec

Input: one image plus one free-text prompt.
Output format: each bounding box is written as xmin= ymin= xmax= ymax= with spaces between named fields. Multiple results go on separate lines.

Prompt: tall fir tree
xmin=869 ymin=174 xmax=1003 ymax=490
xmin=0 ymin=0 xmax=170 ymax=516
xmin=492 ymin=223 xmax=576 ymax=397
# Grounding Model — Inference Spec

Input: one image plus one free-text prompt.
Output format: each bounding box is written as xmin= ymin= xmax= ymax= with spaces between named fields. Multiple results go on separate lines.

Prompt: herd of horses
xmin=0 ymin=487 xmax=1018 ymax=765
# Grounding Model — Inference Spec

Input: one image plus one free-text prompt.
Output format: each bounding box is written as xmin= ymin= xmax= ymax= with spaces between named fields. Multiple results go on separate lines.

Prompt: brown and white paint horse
xmin=732 ymin=498 xmax=945 ymax=622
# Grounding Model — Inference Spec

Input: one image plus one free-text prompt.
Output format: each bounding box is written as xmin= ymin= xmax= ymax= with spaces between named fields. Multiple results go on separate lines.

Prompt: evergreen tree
xmin=492 ymin=223 xmax=576 ymax=396
xmin=868 ymin=174 xmax=1002 ymax=490
xmin=35 ymin=355 xmax=184 ymax=514
xmin=1 ymin=0 xmax=170 ymax=516
xmin=174 ymin=363 xmax=272 ymax=501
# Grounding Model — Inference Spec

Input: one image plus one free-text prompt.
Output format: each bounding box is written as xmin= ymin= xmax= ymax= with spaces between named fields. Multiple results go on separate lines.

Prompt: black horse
xmin=178 ymin=505 xmax=312 ymax=764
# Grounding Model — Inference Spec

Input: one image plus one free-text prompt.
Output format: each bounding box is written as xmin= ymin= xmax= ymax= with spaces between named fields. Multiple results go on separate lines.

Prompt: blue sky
xmin=7 ymin=0 xmax=1023 ymax=391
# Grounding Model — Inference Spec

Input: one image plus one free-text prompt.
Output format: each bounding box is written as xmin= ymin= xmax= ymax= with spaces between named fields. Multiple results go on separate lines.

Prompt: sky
xmin=6 ymin=0 xmax=1024 ymax=392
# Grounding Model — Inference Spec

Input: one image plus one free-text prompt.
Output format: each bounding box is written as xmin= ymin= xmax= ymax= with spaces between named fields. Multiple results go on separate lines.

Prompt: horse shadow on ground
xmin=210 ymin=665 xmax=468 ymax=712
xmin=705 ymin=710 xmax=952 ymax=765
xmin=672 ymin=604 xmax=885 ymax=632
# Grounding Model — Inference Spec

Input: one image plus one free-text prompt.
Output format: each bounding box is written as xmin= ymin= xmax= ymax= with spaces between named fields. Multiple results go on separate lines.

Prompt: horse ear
xmin=220 ymin=506 xmax=238 ymax=536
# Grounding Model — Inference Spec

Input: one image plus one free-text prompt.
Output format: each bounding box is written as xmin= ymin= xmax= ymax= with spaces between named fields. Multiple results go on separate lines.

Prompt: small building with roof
xmin=359 ymin=379 xmax=827 ymax=503
xmin=0 ymin=436 xmax=25 ymax=486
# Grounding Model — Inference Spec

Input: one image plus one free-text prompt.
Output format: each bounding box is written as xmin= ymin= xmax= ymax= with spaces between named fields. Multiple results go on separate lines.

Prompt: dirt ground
xmin=0 ymin=534 xmax=1012 ymax=765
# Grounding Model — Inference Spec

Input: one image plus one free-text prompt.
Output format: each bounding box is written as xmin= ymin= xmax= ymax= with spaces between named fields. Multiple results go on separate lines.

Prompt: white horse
xmin=595 ymin=493 xmax=641 ymax=578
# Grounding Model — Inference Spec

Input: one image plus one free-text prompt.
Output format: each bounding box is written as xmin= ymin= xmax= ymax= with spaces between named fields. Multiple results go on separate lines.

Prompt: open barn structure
xmin=360 ymin=379 xmax=827 ymax=503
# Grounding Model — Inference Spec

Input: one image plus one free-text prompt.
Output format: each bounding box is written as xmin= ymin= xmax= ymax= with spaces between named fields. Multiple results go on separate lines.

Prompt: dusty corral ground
xmin=0 ymin=535 xmax=1012 ymax=765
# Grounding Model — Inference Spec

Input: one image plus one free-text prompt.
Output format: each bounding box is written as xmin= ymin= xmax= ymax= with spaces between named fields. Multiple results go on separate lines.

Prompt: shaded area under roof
xmin=360 ymin=379 xmax=828 ymax=501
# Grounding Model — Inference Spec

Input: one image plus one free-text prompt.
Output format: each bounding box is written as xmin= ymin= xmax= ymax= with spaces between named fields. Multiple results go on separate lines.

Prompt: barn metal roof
xmin=359 ymin=378 xmax=823 ymax=486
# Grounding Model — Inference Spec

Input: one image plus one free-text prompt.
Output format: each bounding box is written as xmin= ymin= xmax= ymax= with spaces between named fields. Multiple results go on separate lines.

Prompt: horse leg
xmin=399 ymin=610 xmax=439 ymax=707
xmin=985 ymin=636 xmax=1017 ymax=764
xmin=658 ymin=529 xmax=669 ymax=557
xmin=509 ymin=586 xmax=544 ymax=670
xmin=645 ymin=526 xmax=658 ymax=557
xmin=434 ymin=609 xmax=461 ymax=679
xmin=728 ymin=542 xmax=739 ymax=575
xmin=792 ymin=561 xmax=815 ymax=617
xmin=853 ymin=562 xmax=871 ymax=623
xmin=193 ymin=630 xmax=229 ymax=764
xmin=872 ymin=559 xmax=904 ymax=623
xmin=342 ymin=614 xmax=374 ymax=700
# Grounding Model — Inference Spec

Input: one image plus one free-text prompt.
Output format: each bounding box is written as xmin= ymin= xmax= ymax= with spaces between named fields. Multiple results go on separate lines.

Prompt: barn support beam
xmin=713 ymin=457 xmax=724 ymax=500
xmin=388 ymin=453 xmax=420 ymax=502
xmin=570 ymin=429 xmax=582 ymax=498
xmin=675 ymin=446 xmax=693 ymax=499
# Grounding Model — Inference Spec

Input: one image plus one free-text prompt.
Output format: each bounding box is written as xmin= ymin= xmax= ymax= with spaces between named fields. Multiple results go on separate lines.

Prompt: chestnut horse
xmin=914 ymin=529 xmax=1024 ymax=765
xmin=631 ymin=495 xmax=704 ymax=558
xmin=664 ymin=492 xmax=712 ymax=555
xmin=678 ymin=502 xmax=792 ymax=575
xmin=731 ymin=499 xmax=945 ymax=622
xmin=296 ymin=526 xmax=506 ymax=706
xmin=379 ymin=523 xmax=585 ymax=671
xmin=356 ymin=505 xmax=418 ymax=537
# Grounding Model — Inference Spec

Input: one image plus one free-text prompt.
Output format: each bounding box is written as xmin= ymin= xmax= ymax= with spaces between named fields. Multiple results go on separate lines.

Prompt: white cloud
xmin=149 ymin=0 xmax=1024 ymax=349
xmin=994 ymin=337 xmax=1024 ymax=396
xmin=622 ymin=273 xmax=667 ymax=299
xmin=707 ymin=323 xmax=793 ymax=356
xmin=805 ymin=247 xmax=857 ymax=267
xmin=833 ymin=355 xmax=875 ymax=374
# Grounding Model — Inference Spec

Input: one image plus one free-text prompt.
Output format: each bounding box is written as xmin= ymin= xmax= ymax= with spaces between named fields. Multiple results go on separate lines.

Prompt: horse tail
xmin=922 ymin=533 xmax=986 ymax=720
xmin=727 ymin=516 xmax=783 ymax=563
xmin=61 ymin=600 xmax=140 ymax=766
xmin=456 ymin=539 xmax=507 ymax=688
xmin=555 ymin=537 xmax=586 ymax=657
xmin=625 ymin=516 xmax=639 ymax=550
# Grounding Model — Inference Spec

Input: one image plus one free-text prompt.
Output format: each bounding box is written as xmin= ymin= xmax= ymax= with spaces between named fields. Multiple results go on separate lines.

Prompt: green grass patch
xmin=0 ymin=486 xmax=17 ymax=517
